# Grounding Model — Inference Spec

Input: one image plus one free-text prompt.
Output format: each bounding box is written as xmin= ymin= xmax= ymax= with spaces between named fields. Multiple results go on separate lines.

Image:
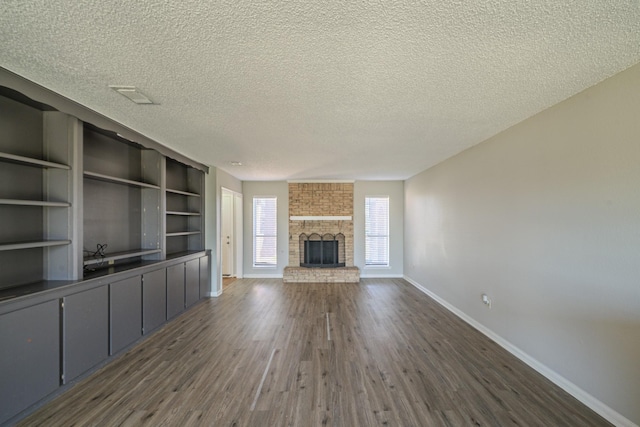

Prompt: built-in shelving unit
xmin=83 ymin=125 xmax=163 ymax=274
xmin=165 ymin=158 xmax=204 ymax=256
xmin=0 ymin=83 xmax=210 ymax=288
xmin=0 ymin=76 xmax=211 ymax=426
xmin=0 ymin=91 xmax=77 ymax=290
xmin=0 ymin=83 xmax=210 ymax=285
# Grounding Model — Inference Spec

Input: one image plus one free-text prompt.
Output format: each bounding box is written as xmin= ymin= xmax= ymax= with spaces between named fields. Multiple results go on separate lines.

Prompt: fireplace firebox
xmin=299 ymin=233 xmax=345 ymax=268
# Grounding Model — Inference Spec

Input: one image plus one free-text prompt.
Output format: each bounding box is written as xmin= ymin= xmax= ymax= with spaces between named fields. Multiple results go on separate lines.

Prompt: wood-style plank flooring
xmin=222 ymin=276 xmax=238 ymax=290
xmin=19 ymin=278 xmax=611 ymax=426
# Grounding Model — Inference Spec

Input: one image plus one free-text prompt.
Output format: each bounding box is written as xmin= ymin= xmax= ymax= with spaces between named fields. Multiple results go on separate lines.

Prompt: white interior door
xmin=221 ymin=190 xmax=234 ymax=276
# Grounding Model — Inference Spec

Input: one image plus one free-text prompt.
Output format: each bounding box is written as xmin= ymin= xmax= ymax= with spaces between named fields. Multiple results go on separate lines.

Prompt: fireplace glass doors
xmin=299 ymin=233 xmax=345 ymax=268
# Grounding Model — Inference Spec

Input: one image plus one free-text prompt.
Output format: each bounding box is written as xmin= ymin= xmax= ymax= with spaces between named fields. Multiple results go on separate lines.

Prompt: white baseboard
xmin=403 ymin=275 xmax=637 ymax=427
xmin=243 ymin=273 xmax=283 ymax=279
xmin=207 ymin=289 xmax=223 ymax=297
xmin=360 ymin=274 xmax=404 ymax=279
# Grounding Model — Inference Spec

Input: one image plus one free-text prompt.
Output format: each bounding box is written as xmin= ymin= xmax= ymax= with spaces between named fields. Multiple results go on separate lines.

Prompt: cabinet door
xmin=0 ymin=300 xmax=60 ymax=425
xmin=199 ymin=255 xmax=210 ymax=298
xmin=143 ymin=268 xmax=166 ymax=334
xmin=166 ymin=263 xmax=185 ymax=319
xmin=110 ymin=276 xmax=142 ymax=355
xmin=63 ymin=286 xmax=108 ymax=383
xmin=185 ymin=258 xmax=200 ymax=307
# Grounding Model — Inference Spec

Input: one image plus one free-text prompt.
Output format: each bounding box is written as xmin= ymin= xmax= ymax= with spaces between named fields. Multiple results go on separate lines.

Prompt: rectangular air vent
xmin=108 ymin=85 xmax=154 ymax=104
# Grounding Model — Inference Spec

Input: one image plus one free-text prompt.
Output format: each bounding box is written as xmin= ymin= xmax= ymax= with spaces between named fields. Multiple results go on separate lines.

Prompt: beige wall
xmin=243 ymin=180 xmax=406 ymax=278
xmin=354 ymin=180 xmax=404 ymax=277
xmin=204 ymin=167 xmax=243 ymax=295
xmin=404 ymin=63 xmax=640 ymax=425
xmin=242 ymin=181 xmax=289 ymax=277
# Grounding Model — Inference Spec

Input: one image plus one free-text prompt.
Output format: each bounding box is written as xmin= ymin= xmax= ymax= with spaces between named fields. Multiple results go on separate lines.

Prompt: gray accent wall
xmin=403 ymin=63 xmax=640 ymax=425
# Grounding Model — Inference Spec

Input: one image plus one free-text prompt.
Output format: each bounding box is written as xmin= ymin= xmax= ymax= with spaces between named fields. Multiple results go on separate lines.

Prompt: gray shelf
xmin=0 ymin=240 xmax=71 ymax=251
xmin=166 ymin=231 xmax=201 ymax=237
xmin=84 ymin=171 xmax=160 ymax=190
xmin=0 ymin=151 xmax=70 ymax=170
xmin=166 ymin=188 xmax=200 ymax=197
xmin=83 ymin=248 xmax=162 ymax=266
xmin=0 ymin=199 xmax=70 ymax=207
xmin=165 ymin=159 xmax=204 ymax=256
xmin=166 ymin=211 xmax=201 ymax=216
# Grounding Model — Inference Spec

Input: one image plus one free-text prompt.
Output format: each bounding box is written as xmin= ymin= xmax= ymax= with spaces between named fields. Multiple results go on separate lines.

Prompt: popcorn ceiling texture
xmin=1 ymin=1 xmax=639 ymax=180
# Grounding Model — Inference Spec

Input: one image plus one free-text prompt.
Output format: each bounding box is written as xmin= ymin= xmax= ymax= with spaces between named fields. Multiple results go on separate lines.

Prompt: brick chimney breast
xmin=285 ymin=182 xmax=359 ymax=283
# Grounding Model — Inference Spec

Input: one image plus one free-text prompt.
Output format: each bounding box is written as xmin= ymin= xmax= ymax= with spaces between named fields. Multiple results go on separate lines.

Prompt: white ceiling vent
xmin=109 ymin=85 xmax=154 ymax=104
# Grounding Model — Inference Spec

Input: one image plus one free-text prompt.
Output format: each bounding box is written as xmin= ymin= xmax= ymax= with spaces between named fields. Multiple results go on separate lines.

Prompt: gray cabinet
xmin=199 ymin=255 xmax=210 ymax=298
xmin=166 ymin=263 xmax=185 ymax=319
xmin=0 ymin=300 xmax=60 ymax=425
xmin=143 ymin=268 xmax=166 ymax=334
xmin=110 ymin=276 xmax=142 ymax=355
xmin=185 ymin=258 xmax=200 ymax=307
xmin=63 ymin=286 xmax=109 ymax=383
xmin=0 ymin=251 xmax=208 ymax=424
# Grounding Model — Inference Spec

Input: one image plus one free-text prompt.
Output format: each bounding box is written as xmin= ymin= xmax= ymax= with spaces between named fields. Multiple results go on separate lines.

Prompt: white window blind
xmin=365 ymin=196 xmax=389 ymax=266
xmin=253 ymin=196 xmax=277 ymax=266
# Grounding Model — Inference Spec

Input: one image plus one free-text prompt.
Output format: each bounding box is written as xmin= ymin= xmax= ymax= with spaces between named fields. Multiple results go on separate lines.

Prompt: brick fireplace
xmin=283 ymin=182 xmax=360 ymax=283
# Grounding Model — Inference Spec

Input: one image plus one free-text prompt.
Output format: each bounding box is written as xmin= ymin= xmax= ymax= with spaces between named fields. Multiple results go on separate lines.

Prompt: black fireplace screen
xmin=299 ymin=233 xmax=345 ymax=268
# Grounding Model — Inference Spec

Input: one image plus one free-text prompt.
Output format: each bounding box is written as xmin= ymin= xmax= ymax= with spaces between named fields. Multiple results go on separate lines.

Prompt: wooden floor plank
xmin=18 ymin=278 xmax=611 ymax=426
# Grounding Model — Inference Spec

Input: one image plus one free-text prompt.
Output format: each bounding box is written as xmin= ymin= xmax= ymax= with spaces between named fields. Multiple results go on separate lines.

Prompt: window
xmin=253 ymin=196 xmax=277 ymax=266
xmin=365 ymin=196 xmax=389 ymax=266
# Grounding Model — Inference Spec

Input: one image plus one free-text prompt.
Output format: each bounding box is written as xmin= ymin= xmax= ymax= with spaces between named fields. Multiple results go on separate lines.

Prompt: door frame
xmin=221 ymin=187 xmax=243 ymax=280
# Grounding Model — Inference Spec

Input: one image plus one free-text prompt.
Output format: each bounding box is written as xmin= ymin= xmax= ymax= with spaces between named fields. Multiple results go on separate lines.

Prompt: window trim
xmin=253 ymin=196 xmax=277 ymax=268
xmin=364 ymin=195 xmax=390 ymax=267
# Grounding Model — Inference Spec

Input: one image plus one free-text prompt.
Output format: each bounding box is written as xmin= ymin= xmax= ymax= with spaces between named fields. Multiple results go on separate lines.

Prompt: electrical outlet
xmin=481 ymin=293 xmax=492 ymax=309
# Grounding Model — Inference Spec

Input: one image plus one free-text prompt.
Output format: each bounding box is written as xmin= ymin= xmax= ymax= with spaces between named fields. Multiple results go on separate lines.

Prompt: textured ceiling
xmin=1 ymin=1 xmax=639 ymax=181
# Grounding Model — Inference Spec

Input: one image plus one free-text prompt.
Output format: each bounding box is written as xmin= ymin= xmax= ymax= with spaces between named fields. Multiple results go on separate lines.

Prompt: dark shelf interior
xmin=82 ymin=258 xmax=162 ymax=281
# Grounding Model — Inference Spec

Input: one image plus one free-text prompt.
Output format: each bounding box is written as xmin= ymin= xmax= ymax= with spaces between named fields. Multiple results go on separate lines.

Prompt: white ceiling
xmin=1 ymin=1 xmax=639 ymax=181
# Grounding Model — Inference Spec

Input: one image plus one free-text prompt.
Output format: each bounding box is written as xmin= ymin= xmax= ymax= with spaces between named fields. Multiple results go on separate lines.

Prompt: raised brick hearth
xmin=286 ymin=182 xmax=360 ymax=283
xmin=283 ymin=266 xmax=360 ymax=283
